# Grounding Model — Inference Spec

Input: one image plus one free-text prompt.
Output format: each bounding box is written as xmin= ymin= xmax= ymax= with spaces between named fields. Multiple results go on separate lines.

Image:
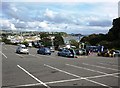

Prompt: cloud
xmin=1 ymin=2 xmax=118 ymax=34
xmin=88 ymin=20 xmax=112 ymax=27
xmin=44 ymin=8 xmax=56 ymax=19
xmin=1 ymin=19 xmax=16 ymax=30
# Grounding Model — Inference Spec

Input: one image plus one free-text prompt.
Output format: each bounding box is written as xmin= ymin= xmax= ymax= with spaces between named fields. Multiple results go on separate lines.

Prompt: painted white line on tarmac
xmin=83 ymin=63 xmax=119 ymax=71
xmin=17 ymin=65 xmax=51 ymax=88
xmin=44 ymin=64 xmax=80 ymax=78
xmin=29 ymin=54 xmax=43 ymax=58
xmin=85 ymin=72 xmax=120 ymax=79
xmin=44 ymin=64 xmax=112 ymax=88
xmin=98 ymin=62 xmax=120 ymax=67
xmin=0 ymin=51 xmax=7 ymax=58
xmin=84 ymin=78 xmax=112 ymax=88
xmin=66 ymin=64 xmax=118 ymax=78
xmin=16 ymin=54 xmax=23 ymax=58
xmin=11 ymin=72 xmax=120 ymax=88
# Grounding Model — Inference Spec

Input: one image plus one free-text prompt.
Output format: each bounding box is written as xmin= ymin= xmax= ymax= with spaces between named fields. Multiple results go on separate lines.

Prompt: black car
xmin=58 ymin=48 xmax=76 ymax=58
xmin=37 ymin=47 xmax=51 ymax=55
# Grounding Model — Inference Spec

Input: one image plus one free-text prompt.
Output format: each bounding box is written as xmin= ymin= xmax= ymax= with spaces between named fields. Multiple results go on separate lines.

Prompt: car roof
xmin=19 ymin=44 xmax=26 ymax=47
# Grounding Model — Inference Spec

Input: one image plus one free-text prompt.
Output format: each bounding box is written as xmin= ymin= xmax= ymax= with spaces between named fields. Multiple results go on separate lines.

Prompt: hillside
xmin=81 ymin=17 xmax=120 ymax=49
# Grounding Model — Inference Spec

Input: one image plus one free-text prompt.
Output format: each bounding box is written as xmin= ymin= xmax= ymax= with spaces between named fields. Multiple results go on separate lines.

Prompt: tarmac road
xmin=1 ymin=45 xmax=120 ymax=88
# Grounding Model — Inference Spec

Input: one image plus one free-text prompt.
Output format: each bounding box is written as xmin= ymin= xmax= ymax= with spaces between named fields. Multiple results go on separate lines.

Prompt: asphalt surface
xmin=1 ymin=45 xmax=120 ymax=88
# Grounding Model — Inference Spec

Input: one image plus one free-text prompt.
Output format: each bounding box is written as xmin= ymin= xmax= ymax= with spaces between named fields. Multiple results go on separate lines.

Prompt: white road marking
xmin=83 ymin=63 xmax=119 ymax=71
xmin=10 ymin=72 xmax=120 ymax=88
xmin=17 ymin=65 xmax=51 ymax=88
xmin=44 ymin=64 xmax=112 ymax=88
xmin=66 ymin=64 xmax=118 ymax=78
xmin=84 ymin=78 xmax=112 ymax=88
xmin=98 ymin=62 xmax=119 ymax=67
xmin=85 ymin=72 xmax=120 ymax=79
xmin=44 ymin=64 xmax=80 ymax=78
xmin=29 ymin=54 xmax=45 ymax=58
xmin=16 ymin=54 xmax=23 ymax=57
xmin=0 ymin=51 xmax=7 ymax=58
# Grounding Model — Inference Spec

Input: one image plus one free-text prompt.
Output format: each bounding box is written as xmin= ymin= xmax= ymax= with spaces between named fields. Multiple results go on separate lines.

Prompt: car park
xmin=37 ymin=47 xmax=51 ymax=55
xmin=16 ymin=44 xmax=29 ymax=54
xmin=58 ymin=48 xmax=76 ymax=58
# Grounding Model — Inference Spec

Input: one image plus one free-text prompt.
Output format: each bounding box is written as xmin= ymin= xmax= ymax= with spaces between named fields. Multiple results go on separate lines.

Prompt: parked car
xmin=58 ymin=48 xmax=76 ymax=58
xmin=37 ymin=47 xmax=51 ymax=55
xmin=98 ymin=49 xmax=120 ymax=57
xmin=16 ymin=44 xmax=29 ymax=54
xmin=97 ymin=50 xmax=109 ymax=57
xmin=48 ymin=46 xmax=55 ymax=52
xmin=109 ymin=50 xmax=120 ymax=57
xmin=75 ymin=49 xmax=86 ymax=55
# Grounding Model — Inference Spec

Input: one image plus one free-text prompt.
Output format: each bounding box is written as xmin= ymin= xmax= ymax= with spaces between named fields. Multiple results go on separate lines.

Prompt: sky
xmin=1 ymin=0 xmax=119 ymax=35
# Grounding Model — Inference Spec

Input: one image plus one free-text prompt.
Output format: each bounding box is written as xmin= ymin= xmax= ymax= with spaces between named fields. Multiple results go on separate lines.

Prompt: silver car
xmin=16 ymin=44 xmax=29 ymax=54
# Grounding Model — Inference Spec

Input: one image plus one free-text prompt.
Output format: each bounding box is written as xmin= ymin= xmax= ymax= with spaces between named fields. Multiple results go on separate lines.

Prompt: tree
xmin=40 ymin=32 xmax=49 ymax=39
xmin=80 ymin=17 xmax=120 ymax=49
xmin=41 ymin=37 xmax=52 ymax=47
xmin=69 ymin=39 xmax=79 ymax=48
xmin=54 ymin=34 xmax=64 ymax=49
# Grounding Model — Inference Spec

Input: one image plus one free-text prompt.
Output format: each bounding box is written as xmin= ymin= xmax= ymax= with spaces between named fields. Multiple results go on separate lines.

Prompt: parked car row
xmin=15 ymin=44 xmax=84 ymax=58
xmin=16 ymin=44 xmax=120 ymax=58
xmin=97 ymin=49 xmax=120 ymax=57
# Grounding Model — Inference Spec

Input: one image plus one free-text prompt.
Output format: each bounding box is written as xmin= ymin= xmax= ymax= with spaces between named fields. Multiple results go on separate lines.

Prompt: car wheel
xmin=37 ymin=51 xmax=39 ymax=54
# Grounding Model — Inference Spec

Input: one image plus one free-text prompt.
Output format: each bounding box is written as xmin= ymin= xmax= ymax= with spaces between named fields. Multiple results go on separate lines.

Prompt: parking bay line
xmin=66 ymin=64 xmax=119 ymax=78
xmin=83 ymin=63 xmax=119 ymax=71
xmin=0 ymin=51 xmax=7 ymax=58
xmin=16 ymin=54 xmax=24 ymax=58
xmin=98 ymin=62 xmax=120 ymax=67
xmin=44 ymin=64 xmax=112 ymax=88
xmin=17 ymin=65 xmax=51 ymax=88
xmin=10 ymin=72 xmax=120 ymax=88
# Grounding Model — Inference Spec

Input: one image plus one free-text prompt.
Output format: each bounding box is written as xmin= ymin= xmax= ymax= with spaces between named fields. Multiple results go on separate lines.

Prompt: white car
xmin=16 ymin=44 xmax=29 ymax=54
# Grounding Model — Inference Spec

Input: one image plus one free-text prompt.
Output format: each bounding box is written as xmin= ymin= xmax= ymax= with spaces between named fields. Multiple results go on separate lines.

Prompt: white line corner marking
xmin=44 ymin=64 xmax=112 ymax=88
xmin=66 ymin=64 xmax=119 ymax=78
xmin=83 ymin=63 xmax=119 ymax=71
xmin=17 ymin=65 xmax=51 ymax=88
xmin=0 ymin=51 xmax=7 ymax=58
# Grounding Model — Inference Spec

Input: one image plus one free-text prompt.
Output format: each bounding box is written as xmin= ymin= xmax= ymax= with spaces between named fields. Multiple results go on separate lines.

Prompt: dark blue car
xmin=37 ymin=47 xmax=51 ymax=55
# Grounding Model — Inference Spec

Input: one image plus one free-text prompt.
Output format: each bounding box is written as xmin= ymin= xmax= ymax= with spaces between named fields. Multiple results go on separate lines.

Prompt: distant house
xmin=24 ymin=36 xmax=41 ymax=42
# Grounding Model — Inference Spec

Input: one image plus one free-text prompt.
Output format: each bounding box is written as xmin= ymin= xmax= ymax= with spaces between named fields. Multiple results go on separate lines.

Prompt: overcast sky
xmin=1 ymin=0 xmax=119 ymax=34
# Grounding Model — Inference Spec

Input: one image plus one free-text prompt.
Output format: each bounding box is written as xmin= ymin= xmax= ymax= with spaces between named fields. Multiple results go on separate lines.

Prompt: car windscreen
xmin=45 ymin=48 xmax=50 ymax=52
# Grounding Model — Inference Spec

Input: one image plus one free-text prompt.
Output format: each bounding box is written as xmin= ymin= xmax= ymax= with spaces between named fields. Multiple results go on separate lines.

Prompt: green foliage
xmin=41 ymin=38 xmax=52 ymax=47
xmin=21 ymin=41 xmax=28 ymax=46
xmin=54 ymin=34 xmax=64 ymax=49
xmin=2 ymin=38 xmax=11 ymax=44
xmin=40 ymin=32 xmax=49 ymax=39
xmin=81 ymin=34 xmax=106 ymax=46
xmin=69 ymin=39 xmax=79 ymax=48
